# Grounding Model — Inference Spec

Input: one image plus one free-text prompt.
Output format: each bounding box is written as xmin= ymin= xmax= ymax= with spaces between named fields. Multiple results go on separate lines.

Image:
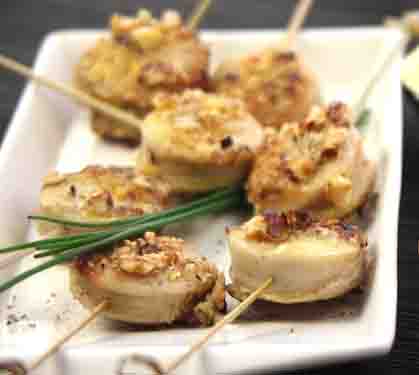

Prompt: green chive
xmin=28 ymin=186 xmax=238 ymax=228
xmin=355 ymin=108 xmax=371 ymax=130
xmin=0 ymin=188 xmax=244 ymax=294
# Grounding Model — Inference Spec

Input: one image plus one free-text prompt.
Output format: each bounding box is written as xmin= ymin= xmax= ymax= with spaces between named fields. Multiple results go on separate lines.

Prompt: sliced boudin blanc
xmin=38 ymin=166 xmax=173 ymax=235
xmin=75 ymin=9 xmax=209 ymax=144
xmin=247 ymin=102 xmax=375 ymax=219
xmin=213 ymin=49 xmax=321 ymax=129
xmin=70 ymin=232 xmax=225 ymax=325
xmin=138 ymin=89 xmax=264 ymax=193
xmin=227 ymin=212 xmax=367 ymax=303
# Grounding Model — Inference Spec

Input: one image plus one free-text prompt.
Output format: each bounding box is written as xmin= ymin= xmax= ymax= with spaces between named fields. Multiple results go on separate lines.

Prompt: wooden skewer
xmin=0 ymin=0 xmax=213 ymax=132
xmin=116 ymin=278 xmax=273 ymax=375
xmin=27 ymin=300 xmax=109 ymax=373
xmin=163 ymin=277 xmax=273 ymax=374
xmin=187 ymin=0 xmax=213 ymax=30
xmin=0 ymin=54 xmax=143 ymax=132
xmin=281 ymin=0 xmax=314 ymax=50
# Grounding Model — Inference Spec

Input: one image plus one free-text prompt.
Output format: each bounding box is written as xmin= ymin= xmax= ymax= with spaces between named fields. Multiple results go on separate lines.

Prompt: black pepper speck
xmin=221 ymin=136 xmax=233 ymax=149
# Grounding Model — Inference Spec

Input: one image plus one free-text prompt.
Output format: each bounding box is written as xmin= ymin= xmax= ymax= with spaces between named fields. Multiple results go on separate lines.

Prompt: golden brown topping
xmin=111 ymin=9 xmax=187 ymax=52
xmin=243 ymin=212 xmax=311 ymax=242
xmin=41 ymin=166 xmax=172 ymax=222
xmin=75 ymin=232 xmax=187 ymax=278
xmin=213 ymin=48 xmax=320 ymax=128
xmin=75 ymin=9 xmax=209 ymax=112
xmin=71 ymin=232 xmax=226 ymax=326
xmin=142 ymin=90 xmax=264 ymax=166
xmin=151 ymin=90 xmax=246 ymax=124
xmin=248 ymin=103 xmax=353 ymax=204
xmin=110 ymin=232 xmax=185 ymax=276
xmin=241 ymin=212 xmax=367 ymax=247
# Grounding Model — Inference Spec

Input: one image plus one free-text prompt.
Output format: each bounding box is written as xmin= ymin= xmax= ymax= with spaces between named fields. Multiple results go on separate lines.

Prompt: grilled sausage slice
xmin=227 ymin=213 xmax=367 ymax=303
xmin=138 ymin=90 xmax=264 ymax=193
xmin=213 ymin=49 xmax=320 ymax=129
xmin=38 ymin=166 xmax=173 ymax=235
xmin=247 ymin=103 xmax=375 ymax=219
xmin=75 ymin=9 xmax=209 ymax=144
xmin=70 ymin=232 xmax=225 ymax=325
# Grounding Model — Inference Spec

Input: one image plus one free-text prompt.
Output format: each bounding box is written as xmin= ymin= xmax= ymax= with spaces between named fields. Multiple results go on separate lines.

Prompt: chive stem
xmin=0 ymin=188 xmax=244 ymax=293
xmin=355 ymin=108 xmax=371 ymax=130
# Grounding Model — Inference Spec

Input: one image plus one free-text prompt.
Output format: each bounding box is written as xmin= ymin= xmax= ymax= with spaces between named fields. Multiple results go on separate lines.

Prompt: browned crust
xmin=72 ymin=232 xmax=226 ymax=326
xmin=213 ymin=49 xmax=320 ymax=128
xmin=240 ymin=212 xmax=367 ymax=249
xmin=39 ymin=166 xmax=173 ymax=234
xmin=247 ymin=103 xmax=353 ymax=205
xmin=75 ymin=9 xmax=210 ymax=113
xmin=142 ymin=90 xmax=263 ymax=166
xmin=90 ymin=110 xmax=143 ymax=147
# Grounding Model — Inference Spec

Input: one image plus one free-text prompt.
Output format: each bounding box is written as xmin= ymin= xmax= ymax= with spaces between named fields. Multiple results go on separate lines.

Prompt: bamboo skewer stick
xmin=116 ymin=278 xmax=273 ymax=375
xmin=281 ymin=0 xmax=314 ymax=50
xmin=0 ymin=54 xmax=143 ymax=132
xmin=0 ymin=4 xmax=216 ymax=371
xmin=163 ymin=278 xmax=273 ymax=374
xmin=104 ymin=5 xmax=308 ymax=374
xmin=27 ymin=300 xmax=109 ymax=373
xmin=163 ymin=277 xmax=273 ymax=374
xmin=187 ymin=0 xmax=213 ymax=30
xmin=0 ymin=1 xmax=214 ymax=134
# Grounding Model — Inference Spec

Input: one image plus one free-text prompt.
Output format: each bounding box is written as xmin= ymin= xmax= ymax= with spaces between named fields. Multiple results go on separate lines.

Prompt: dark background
xmin=1 ymin=1 xmax=419 ymax=373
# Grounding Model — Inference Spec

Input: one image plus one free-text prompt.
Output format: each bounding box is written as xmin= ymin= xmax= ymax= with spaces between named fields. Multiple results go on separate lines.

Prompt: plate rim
xmin=0 ymin=26 xmax=405 ymax=373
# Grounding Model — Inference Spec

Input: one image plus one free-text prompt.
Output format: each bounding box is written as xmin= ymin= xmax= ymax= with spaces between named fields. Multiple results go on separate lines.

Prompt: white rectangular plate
xmin=0 ymin=27 xmax=405 ymax=374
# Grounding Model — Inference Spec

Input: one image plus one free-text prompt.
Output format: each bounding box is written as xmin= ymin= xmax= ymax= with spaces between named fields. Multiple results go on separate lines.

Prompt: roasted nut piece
xmin=247 ymin=103 xmax=375 ymax=219
xmin=70 ymin=232 xmax=225 ymax=325
xmin=227 ymin=213 xmax=367 ymax=303
xmin=138 ymin=90 xmax=264 ymax=193
xmin=213 ymin=49 xmax=320 ymax=129
xmin=75 ymin=9 xmax=209 ymax=143
xmin=38 ymin=166 xmax=173 ymax=235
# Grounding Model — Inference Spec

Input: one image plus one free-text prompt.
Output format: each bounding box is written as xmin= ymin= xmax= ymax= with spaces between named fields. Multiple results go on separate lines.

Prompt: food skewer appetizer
xmin=0 ymin=1 xmax=404 ymax=373
xmin=0 ymin=188 xmax=244 ymax=373
xmin=213 ymin=0 xmax=320 ymax=129
xmin=137 ymin=89 xmax=264 ymax=193
xmin=37 ymin=166 xmax=174 ymax=236
xmin=71 ymin=231 xmax=225 ymax=326
xmin=76 ymin=4 xmax=212 ymax=145
xmin=132 ymin=30 xmax=405 ymax=375
xmin=246 ymin=37 xmax=405 ymax=219
xmin=139 ymin=211 xmax=367 ymax=374
xmin=120 ymin=278 xmax=273 ymax=375
xmin=247 ymin=102 xmax=376 ymax=219
xmin=21 ymin=232 xmax=226 ymax=373
xmin=0 ymin=1 xmax=213 ymax=148
xmin=227 ymin=212 xmax=367 ymax=303
xmin=0 ymin=187 xmax=244 ymax=293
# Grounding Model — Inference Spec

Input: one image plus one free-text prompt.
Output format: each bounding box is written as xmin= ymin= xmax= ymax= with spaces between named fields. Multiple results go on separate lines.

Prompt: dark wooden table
xmin=1 ymin=1 xmax=419 ymax=373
